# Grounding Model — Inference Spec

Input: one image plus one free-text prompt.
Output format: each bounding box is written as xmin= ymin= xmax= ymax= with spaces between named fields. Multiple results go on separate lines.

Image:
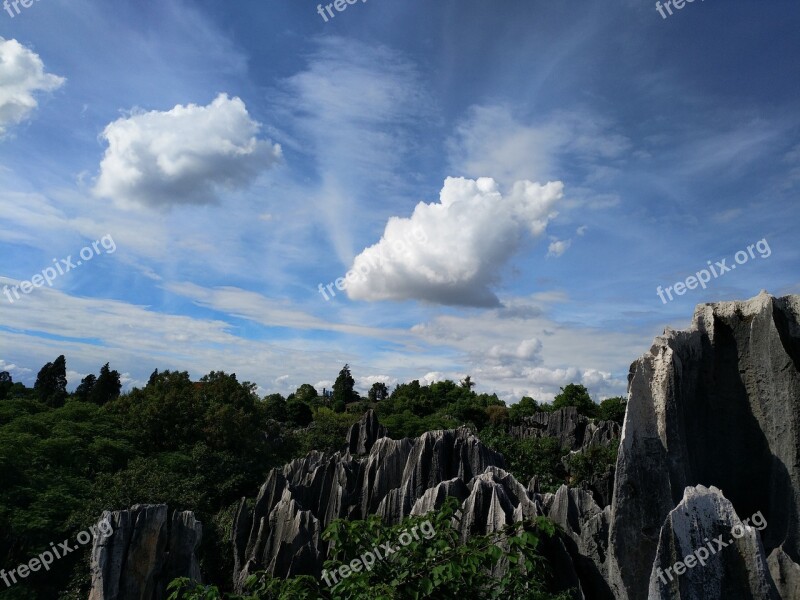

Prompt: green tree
xmin=332 ymin=364 xmax=357 ymax=407
xmin=0 ymin=371 xmax=13 ymax=400
xmin=551 ymin=384 xmax=596 ymax=418
xmin=286 ymin=399 xmax=313 ymax=427
xmin=367 ymin=382 xmax=388 ymax=403
xmin=486 ymin=404 xmax=509 ymax=426
xmin=479 ymin=428 xmax=568 ymax=493
xmin=564 ymin=444 xmax=619 ymax=485
xmin=509 ymin=396 xmax=540 ymax=422
xmin=264 ymin=393 xmax=287 ymax=421
xmin=460 ymin=375 xmax=475 ymax=390
xmin=89 ymin=363 xmax=122 ymax=405
xmin=74 ymin=373 xmax=97 ymax=402
xmin=34 ymin=355 xmax=68 ymax=407
xmin=597 ymin=396 xmax=627 ymax=425
xmin=294 ymin=383 xmax=319 ymax=406
xmin=300 ymin=408 xmax=360 ymax=454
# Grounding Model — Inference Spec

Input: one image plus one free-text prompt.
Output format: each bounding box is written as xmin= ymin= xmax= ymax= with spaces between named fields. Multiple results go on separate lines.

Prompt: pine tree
xmin=332 ymin=364 xmax=356 ymax=409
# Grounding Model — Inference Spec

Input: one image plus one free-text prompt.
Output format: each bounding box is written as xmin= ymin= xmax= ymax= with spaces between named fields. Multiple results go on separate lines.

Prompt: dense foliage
xmin=0 ymin=357 xmax=623 ymax=598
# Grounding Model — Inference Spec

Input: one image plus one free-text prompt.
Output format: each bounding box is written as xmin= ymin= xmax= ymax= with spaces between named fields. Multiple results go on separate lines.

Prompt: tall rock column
xmin=607 ymin=292 xmax=800 ymax=599
xmin=88 ymin=504 xmax=202 ymax=600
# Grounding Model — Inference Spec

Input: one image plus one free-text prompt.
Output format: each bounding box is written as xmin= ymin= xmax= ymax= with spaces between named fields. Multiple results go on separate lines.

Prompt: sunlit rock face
xmin=608 ymin=292 xmax=800 ymax=600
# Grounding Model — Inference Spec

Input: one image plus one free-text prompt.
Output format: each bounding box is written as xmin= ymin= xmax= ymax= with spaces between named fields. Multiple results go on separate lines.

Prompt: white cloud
xmin=410 ymin=295 xmax=642 ymax=402
xmin=356 ymin=374 xmax=398 ymax=392
xmin=93 ymin=94 xmax=281 ymax=208
xmin=576 ymin=225 xmax=588 ymax=236
xmin=0 ymin=359 xmax=32 ymax=379
xmin=346 ymin=176 xmax=563 ymax=307
xmin=0 ymin=38 xmax=64 ymax=136
xmin=487 ymin=338 xmax=543 ymax=363
xmin=547 ymin=238 xmax=572 ymax=257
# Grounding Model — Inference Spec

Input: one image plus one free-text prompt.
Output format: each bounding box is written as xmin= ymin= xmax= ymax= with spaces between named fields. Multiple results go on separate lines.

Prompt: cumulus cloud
xmin=0 ymin=359 xmax=31 ymax=379
xmin=547 ymin=238 xmax=572 ymax=257
xmin=346 ymin=176 xmax=563 ymax=307
xmin=93 ymin=94 xmax=281 ymax=208
xmin=0 ymin=38 xmax=64 ymax=136
xmin=488 ymin=338 xmax=543 ymax=362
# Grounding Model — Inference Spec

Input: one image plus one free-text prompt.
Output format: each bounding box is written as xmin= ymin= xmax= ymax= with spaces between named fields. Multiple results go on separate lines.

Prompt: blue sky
xmin=0 ymin=0 xmax=798 ymax=402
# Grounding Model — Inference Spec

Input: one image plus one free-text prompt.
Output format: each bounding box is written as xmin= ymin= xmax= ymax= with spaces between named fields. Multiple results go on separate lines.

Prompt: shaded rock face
xmin=768 ymin=545 xmax=800 ymax=600
xmin=548 ymin=485 xmax=614 ymax=600
xmin=232 ymin=416 xmax=609 ymax=598
xmin=88 ymin=504 xmax=202 ymax=600
xmin=608 ymin=292 xmax=800 ymax=600
xmin=232 ymin=426 xmax=507 ymax=590
xmin=509 ymin=407 xmax=621 ymax=452
xmin=345 ymin=409 xmax=387 ymax=455
xmin=648 ymin=485 xmax=778 ymax=600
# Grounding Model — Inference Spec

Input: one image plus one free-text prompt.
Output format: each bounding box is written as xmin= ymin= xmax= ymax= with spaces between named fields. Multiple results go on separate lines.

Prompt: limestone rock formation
xmin=88 ymin=504 xmax=202 ymax=600
xmin=548 ymin=485 xmax=614 ymax=600
xmin=509 ymin=407 xmax=621 ymax=452
xmin=608 ymin=292 xmax=800 ymax=600
xmin=647 ymin=485 xmax=778 ymax=600
xmin=345 ymin=409 xmax=388 ymax=455
xmin=768 ymin=545 xmax=800 ymax=600
xmin=232 ymin=426 xmax=506 ymax=590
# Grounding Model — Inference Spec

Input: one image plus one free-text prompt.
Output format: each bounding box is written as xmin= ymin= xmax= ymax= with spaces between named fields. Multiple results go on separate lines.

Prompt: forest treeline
xmin=0 ymin=357 xmax=625 ymax=598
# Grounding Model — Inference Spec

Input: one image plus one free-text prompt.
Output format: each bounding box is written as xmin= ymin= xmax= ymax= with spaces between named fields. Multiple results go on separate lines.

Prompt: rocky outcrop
xmin=345 ymin=409 xmax=388 ymax=455
xmin=509 ymin=407 xmax=621 ymax=452
xmin=768 ymin=545 xmax=800 ymax=599
xmin=647 ymin=485 xmax=778 ymax=599
xmin=549 ymin=485 xmax=614 ymax=600
xmin=232 ymin=426 xmax=506 ymax=589
xmin=608 ymin=292 xmax=800 ymax=600
xmin=88 ymin=504 xmax=202 ymax=600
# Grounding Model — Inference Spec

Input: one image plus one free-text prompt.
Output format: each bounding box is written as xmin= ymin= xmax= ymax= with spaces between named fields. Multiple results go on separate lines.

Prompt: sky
xmin=0 ymin=0 xmax=798 ymax=403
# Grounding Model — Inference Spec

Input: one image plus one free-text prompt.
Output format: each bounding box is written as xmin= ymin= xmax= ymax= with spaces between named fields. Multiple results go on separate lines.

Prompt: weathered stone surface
xmin=647 ymin=485 xmax=779 ymax=600
xmin=345 ymin=409 xmax=388 ymax=455
xmin=509 ymin=407 xmax=621 ymax=453
xmin=608 ymin=292 xmax=800 ymax=600
xmin=358 ymin=437 xmax=414 ymax=517
xmin=585 ymin=467 xmax=615 ymax=509
xmin=232 ymin=424 xmax=506 ymax=590
xmin=460 ymin=466 xmax=539 ymax=538
xmin=768 ymin=545 xmax=800 ymax=600
xmin=88 ymin=504 xmax=202 ymax=600
xmin=549 ymin=485 xmax=614 ymax=600
xmin=409 ymin=477 xmax=469 ymax=516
